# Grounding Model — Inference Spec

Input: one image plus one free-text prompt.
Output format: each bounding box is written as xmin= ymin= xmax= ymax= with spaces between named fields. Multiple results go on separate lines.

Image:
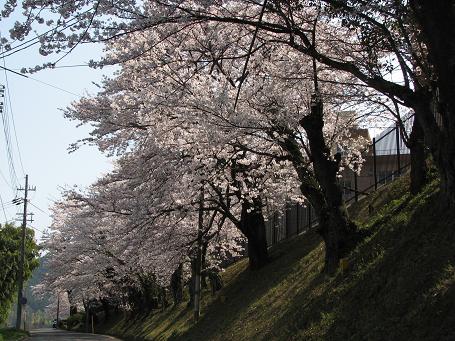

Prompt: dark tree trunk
xmin=170 ymin=264 xmax=183 ymax=305
xmin=201 ymin=241 xmax=208 ymax=288
xmin=408 ymin=116 xmax=427 ymax=194
xmin=238 ymin=198 xmax=269 ymax=270
xmin=413 ymin=92 xmax=455 ymax=206
xmin=301 ymin=97 xmax=358 ymax=273
xmin=411 ymin=1 xmax=455 ymax=205
xmin=82 ymin=299 xmax=91 ymax=333
xmin=137 ymin=275 xmax=151 ymax=313
xmin=208 ymin=270 xmax=223 ymax=295
xmin=230 ymin=161 xmax=269 ymax=270
xmin=159 ymin=287 xmax=169 ymax=311
xmin=67 ymin=290 xmax=78 ymax=316
xmin=279 ymin=96 xmax=358 ymax=274
xmin=100 ymin=298 xmax=110 ymax=322
xmin=316 ymin=206 xmax=357 ymax=274
xmin=187 ymin=257 xmax=196 ymax=308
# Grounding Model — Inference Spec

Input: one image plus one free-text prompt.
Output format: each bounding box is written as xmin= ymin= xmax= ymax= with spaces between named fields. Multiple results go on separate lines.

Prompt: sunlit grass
xmin=98 ymin=174 xmax=455 ymax=340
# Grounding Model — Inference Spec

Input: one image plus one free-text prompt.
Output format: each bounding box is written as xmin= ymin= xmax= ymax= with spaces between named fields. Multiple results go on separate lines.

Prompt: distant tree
xmin=0 ymin=223 xmax=39 ymax=324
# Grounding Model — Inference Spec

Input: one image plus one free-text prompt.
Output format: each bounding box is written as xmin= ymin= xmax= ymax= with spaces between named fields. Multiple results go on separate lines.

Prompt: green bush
xmin=0 ymin=328 xmax=28 ymax=341
xmin=65 ymin=313 xmax=85 ymax=330
xmin=0 ymin=224 xmax=40 ymax=324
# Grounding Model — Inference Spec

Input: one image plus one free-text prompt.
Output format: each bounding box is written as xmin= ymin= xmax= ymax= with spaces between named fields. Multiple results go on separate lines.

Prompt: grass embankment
xmin=0 ymin=328 xmax=29 ymax=341
xmin=98 ymin=175 xmax=455 ymax=340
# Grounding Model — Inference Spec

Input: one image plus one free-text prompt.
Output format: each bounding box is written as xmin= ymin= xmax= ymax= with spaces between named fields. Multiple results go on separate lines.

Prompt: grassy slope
xmin=0 ymin=328 xmax=29 ymax=341
xmin=100 ymin=175 xmax=455 ymax=341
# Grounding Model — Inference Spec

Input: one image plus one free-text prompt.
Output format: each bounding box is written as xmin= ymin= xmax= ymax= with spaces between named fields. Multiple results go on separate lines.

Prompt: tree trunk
xmin=201 ymin=241 xmax=208 ymax=288
xmin=316 ymin=206 xmax=357 ymax=274
xmin=170 ymin=264 xmax=183 ymax=305
xmin=100 ymin=298 xmax=110 ymax=322
xmin=208 ymin=270 xmax=223 ymax=295
xmin=82 ymin=299 xmax=90 ymax=333
xmin=160 ymin=287 xmax=168 ymax=311
xmin=67 ymin=290 xmax=78 ymax=316
xmin=411 ymin=1 xmax=455 ymax=205
xmin=408 ymin=116 xmax=427 ymax=194
xmin=412 ymin=92 xmax=455 ymax=206
xmin=187 ymin=257 xmax=196 ymax=308
xmin=278 ymin=96 xmax=358 ymax=274
xmin=239 ymin=198 xmax=269 ymax=270
xmin=302 ymin=97 xmax=358 ymax=273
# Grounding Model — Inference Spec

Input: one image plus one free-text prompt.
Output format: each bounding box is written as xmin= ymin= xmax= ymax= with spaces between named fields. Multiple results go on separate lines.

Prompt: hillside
xmin=96 ymin=175 xmax=455 ymax=340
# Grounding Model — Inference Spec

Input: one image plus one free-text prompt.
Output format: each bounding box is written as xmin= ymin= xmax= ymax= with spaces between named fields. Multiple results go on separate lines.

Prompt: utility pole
xmin=194 ymin=187 xmax=204 ymax=322
xmin=15 ymin=175 xmax=35 ymax=330
xmin=56 ymin=292 xmax=60 ymax=328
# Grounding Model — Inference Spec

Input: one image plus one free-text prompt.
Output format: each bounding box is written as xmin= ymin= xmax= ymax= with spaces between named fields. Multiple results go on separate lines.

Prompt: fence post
xmin=354 ymin=167 xmax=358 ymax=202
xmin=307 ymin=204 xmax=312 ymax=229
xmin=285 ymin=204 xmax=289 ymax=239
xmin=296 ymin=203 xmax=300 ymax=235
xmin=273 ymin=213 xmax=277 ymax=245
xmin=396 ymin=122 xmax=401 ymax=175
xmin=373 ymin=137 xmax=378 ymax=190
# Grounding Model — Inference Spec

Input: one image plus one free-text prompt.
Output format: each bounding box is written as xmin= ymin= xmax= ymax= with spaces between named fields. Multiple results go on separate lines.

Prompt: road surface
xmin=27 ymin=328 xmax=122 ymax=340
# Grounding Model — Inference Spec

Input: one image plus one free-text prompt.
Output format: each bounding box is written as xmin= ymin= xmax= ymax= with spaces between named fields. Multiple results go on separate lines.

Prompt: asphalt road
xmin=27 ymin=328 xmax=122 ymax=340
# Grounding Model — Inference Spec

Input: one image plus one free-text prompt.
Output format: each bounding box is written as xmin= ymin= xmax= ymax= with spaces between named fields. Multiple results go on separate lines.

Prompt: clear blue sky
xmin=0 ymin=29 xmax=113 ymax=242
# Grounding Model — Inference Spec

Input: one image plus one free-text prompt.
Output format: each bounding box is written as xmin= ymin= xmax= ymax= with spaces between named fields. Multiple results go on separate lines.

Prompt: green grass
xmin=0 ymin=328 xmax=29 ymax=341
xmin=98 ymin=175 xmax=455 ymax=340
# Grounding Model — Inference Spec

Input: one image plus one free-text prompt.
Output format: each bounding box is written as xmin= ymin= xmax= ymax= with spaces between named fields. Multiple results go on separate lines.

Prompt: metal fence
xmin=265 ymin=122 xmax=412 ymax=247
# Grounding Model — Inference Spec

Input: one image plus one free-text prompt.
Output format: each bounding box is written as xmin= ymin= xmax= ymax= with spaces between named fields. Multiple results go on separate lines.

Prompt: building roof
xmin=374 ymin=119 xmax=412 ymax=156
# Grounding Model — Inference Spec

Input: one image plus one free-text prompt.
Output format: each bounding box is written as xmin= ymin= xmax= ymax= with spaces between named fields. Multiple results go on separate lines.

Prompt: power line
xmin=28 ymin=201 xmax=49 ymax=216
xmin=49 ymin=64 xmax=91 ymax=69
xmin=0 ymin=192 xmax=8 ymax=222
xmin=0 ymin=65 xmax=27 ymax=78
xmin=27 ymin=76 xmax=82 ymax=97
xmin=0 ymin=65 xmax=83 ymax=97
xmin=8 ymin=64 xmax=116 ymax=71
xmin=1 ymin=200 xmax=17 ymax=209
xmin=0 ymin=167 xmax=15 ymax=191
xmin=2 ymin=53 xmax=26 ymax=176
xmin=0 ymin=38 xmax=20 ymax=188
xmin=0 ymin=10 xmax=92 ymax=60
xmin=29 ymin=225 xmax=46 ymax=234
xmin=0 ymin=84 xmax=19 ymax=187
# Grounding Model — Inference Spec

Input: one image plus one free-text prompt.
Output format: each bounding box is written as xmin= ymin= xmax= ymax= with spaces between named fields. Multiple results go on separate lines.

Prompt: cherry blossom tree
xmin=1 ymin=0 xmax=400 ymax=272
xmin=3 ymin=0 xmax=449 ymax=200
xmin=59 ymin=22 xmax=374 ymax=273
xmin=41 ymin=140 xmax=248 ymax=311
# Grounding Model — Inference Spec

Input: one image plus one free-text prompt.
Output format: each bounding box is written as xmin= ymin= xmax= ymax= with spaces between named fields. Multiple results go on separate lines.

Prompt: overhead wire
xmin=8 ymin=64 xmax=116 ymax=71
xmin=0 ymin=167 xmax=15 ymax=191
xmin=0 ymin=17 xmax=100 ymax=234
xmin=2 ymin=53 xmax=26 ymax=176
xmin=28 ymin=225 xmax=46 ymax=234
xmin=0 ymin=86 xmax=18 ymax=188
xmin=0 ymin=9 xmax=93 ymax=60
xmin=0 ymin=192 xmax=9 ymax=222
xmin=28 ymin=202 xmax=50 ymax=236
xmin=0 ymin=64 xmax=83 ymax=97
xmin=27 ymin=76 xmax=83 ymax=97
xmin=0 ymin=38 xmax=20 ymax=188
xmin=29 ymin=201 xmax=49 ymax=216
xmin=0 ymin=200 xmax=17 ymax=209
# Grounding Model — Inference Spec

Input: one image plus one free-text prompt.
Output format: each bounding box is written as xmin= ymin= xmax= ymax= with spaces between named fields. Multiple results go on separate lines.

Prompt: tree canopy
xmin=0 ymin=224 xmax=40 ymax=324
xmin=2 ymin=0 xmax=454 ymax=313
